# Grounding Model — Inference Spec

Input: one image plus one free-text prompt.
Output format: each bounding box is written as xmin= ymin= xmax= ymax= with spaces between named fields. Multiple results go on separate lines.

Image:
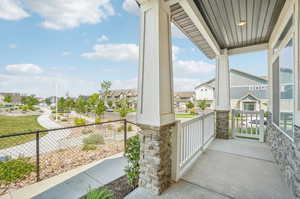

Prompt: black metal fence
xmin=0 ymin=119 xmax=138 ymax=194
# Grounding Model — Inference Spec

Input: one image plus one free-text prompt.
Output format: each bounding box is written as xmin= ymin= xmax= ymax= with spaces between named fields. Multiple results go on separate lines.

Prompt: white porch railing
xmin=231 ymin=109 xmax=265 ymax=142
xmin=172 ymin=112 xmax=215 ymax=181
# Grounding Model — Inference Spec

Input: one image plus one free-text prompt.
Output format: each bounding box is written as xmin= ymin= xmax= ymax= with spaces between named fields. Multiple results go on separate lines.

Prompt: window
xmin=279 ymin=39 xmax=294 ymax=137
xmin=243 ymin=102 xmax=255 ymax=111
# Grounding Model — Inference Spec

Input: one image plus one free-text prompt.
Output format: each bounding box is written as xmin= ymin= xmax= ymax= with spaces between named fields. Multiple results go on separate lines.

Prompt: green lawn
xmin=176 ymin=114 xmax=197 ymax=118
xmin=0 ymin=115 xmax=45 ymax=150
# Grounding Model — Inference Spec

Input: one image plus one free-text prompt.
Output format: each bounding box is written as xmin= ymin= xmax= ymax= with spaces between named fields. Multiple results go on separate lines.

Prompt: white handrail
xmin=172 ymin=112 xmax=215 ymax=181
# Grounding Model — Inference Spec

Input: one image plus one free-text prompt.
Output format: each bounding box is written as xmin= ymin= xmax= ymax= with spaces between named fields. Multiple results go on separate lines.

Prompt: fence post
xmin=36 ymin=131 xmax=40 ymax=182
xmin=124 ymin=119 xmax=127 ymax=152
xmin=231 ymin=109 xmax=235 ymax=137
xmin=171 ymin=121 xmax=181 ymax=182
xmin=259 ymin=110 xmax=265 ymax=143
xmin=201 ymin=116 xmax=204 ymax=149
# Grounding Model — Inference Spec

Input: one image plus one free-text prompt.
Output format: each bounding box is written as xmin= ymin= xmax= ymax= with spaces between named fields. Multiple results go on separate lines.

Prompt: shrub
xmin=61 ymin=118 xmax=68 ymax=122
xmin=127 ymin=125 xmax=133 ymax=132
xmin=82 ymin=144 xmax=97 ymax=151
xmin=124 ymin=135 xmax=140 ymax=188
xmin=21 ymin=105 xmax=28 ymax=111
xmin=84 ymin=188 xmax=115 ymax=199
xmin=81 ymin=129 xmax=94 ymax=135
xmin=117 ymin=125 xmax=123 ymax=132
xmin=95 ymin=117 xmax=101 ymax=124
xmin=0 ymin=158 xmax=35 ymax=185
xmin=74 ymin=117 xmax=86 ymax=126
xmin=83 ymin=134 xmax=104 ymax=145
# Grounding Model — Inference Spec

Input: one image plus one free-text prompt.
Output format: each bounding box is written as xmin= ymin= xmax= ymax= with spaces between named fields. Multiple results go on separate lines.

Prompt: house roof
xmin=108 ymin=89 xmax=138 ymax=97
xmin=174 ymin=91 xmax=194 ymax=98
xmin=195 ymin=68 xmax=268 ymax=89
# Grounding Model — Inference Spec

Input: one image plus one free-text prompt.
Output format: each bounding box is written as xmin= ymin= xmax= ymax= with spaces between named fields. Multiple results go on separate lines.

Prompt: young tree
xmin=197 ymin=100 xmax=209 ymax=111
xmin=107 ymin=100 xmax=113 ymax=108
xmin=57 ymin=97 xmax=66 ymax=112
xmin=100 ymin=80 xmax=112 ymax=101
xmin=186 ymin=101 xmax=194 ymax=109
xmin=75 ymin=96 xmax=87 ymax=115
xmin=95 ymin=99 xmax=106 ymax=118
xmin=4 ymin=95 xmax=12 ymax=104
xmin=117 ymin=98 xmax=130 ymax=118
xmin=22 ymin=95 xmax=39 ymax=110
xmin=45 ymin=97 xmax=52 ymax=106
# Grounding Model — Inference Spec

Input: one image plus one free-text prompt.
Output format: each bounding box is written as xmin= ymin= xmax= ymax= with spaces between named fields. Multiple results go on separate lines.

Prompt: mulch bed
xmin=103 ymin=175 xmax=135 ymax=199
xmin=81 ymin=175 xmax=135 ymax=199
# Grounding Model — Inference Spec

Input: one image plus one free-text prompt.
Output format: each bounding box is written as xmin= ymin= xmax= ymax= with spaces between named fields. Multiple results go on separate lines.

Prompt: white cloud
xmin=171 ymin=24 xmax=186 ymax=39
xmin=111 ymin=78 xmax=137 ymax=90
xmin=0 ymin=0 xmax=29 ymax=20
xmin=0 ymin=73 xmax=99 ymax=97
xmin=5 ymin=64 xmax=43 ymax=74
xmin=81 ymin=43 xmax=139 ymax=62
xmin=174 ymin=78 xmax=200 ymax=91
xmin=98 ymin=35 xmax=109 ymax=42
xmin=62 ymin=51 xmax=71 ymax=56
xmin=8 ymin=44 xmax=17 ymax=49
xmin=122 ymin=0 xmax=139 ymax=15
xmin=173 ymin=60 xmax=215 ymax=75
xmin=25 ymin=0 xmax=115 ymax=30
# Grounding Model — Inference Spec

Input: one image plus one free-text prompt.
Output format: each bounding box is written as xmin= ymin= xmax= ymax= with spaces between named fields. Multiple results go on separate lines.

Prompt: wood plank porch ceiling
xmin=170 ymin=0 xmax=286 ymax=59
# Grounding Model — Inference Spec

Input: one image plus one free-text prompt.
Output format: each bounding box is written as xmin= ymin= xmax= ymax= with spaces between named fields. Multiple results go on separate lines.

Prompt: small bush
xmin=127 ymin=125 xmax=133 ymax=132
xmin=95 ymin=117 xmax=101 ymax=124
xmin=74 ymin=117 xmax=86 ymax=126
xmin=61 ymin=118 xmax=68 ymax=122
xmin=0 ymin=158 xmax=35 ymax=185
xmin=84 ymin=188 xmax=115 ymax=199
xmin=81 ymin=129 xmax=94 ymax=135
xmin=124 ymin=135 xmax=140 ymax=188
xmin=82 ymin=144 xmax=97 ymax=151
xmin=21 ymin=105 xmax=28 ymax=111
xmin=83 ymin=134 xmax=104 ymax=145
xmin=117 ymin=125 xmax=123 ymax=132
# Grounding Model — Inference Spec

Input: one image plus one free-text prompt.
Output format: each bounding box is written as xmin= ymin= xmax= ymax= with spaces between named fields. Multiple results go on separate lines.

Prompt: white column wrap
xmin=215 ymin=50 xmax=230 ymax=111
xmin=137 ymin=0 xmax=175 ymax=127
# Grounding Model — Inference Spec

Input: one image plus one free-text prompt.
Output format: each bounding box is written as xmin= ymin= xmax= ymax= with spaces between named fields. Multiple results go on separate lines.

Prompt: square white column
xmin=137 ymin=0 xmax=175 ymax=127
xmin=215 ymin=49 xmax=230 ymax=111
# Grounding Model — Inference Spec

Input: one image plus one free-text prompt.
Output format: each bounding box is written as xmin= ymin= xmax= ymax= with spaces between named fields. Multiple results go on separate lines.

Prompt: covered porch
xmin=126 ymin=138 xmax=292 ymax=199
xmin=132 ymin=0 xmax=300 ymax=198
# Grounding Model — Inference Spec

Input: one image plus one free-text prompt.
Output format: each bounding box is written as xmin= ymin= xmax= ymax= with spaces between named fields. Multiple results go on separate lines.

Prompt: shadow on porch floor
xmin=125 ymin=138 xmax=293 ymax=199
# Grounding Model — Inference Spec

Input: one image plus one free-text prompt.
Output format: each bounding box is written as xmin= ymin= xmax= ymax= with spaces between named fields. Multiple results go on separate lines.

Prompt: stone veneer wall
xmin=138 ymin=123 xmax=174 ymax=195
xmin=216 ymin=110 xmax=230 ymax=139
xmin=266 ymin=114 xmax=300 ymax=198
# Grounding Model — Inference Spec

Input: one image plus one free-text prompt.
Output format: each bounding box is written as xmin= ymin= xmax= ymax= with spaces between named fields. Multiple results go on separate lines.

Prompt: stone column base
xmin=138 ymin=122 xmax=174 ymax=195
xmin=216 ymin=110 xmax=230 ymax=139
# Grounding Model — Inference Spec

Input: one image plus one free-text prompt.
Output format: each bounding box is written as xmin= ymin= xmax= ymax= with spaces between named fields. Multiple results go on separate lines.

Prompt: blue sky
xmin=0 ymin=0 xmax=267 ymax=97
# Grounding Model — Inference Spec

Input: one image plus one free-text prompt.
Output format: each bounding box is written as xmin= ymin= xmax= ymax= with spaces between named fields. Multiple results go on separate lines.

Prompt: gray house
xmin=195 ymin=69 xmax=268 ymax=111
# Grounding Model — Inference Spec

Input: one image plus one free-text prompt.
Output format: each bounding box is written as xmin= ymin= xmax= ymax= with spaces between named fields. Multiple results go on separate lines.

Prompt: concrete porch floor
xmin=125 ymin=138 xmax=293 ymax=199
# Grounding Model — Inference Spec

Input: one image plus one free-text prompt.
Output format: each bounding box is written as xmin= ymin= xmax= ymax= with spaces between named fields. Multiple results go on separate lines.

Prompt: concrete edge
xmin=0 ymin=153 xmax=124 ymax=199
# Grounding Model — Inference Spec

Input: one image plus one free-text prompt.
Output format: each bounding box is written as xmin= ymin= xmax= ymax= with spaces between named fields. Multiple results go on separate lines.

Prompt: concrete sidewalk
xmin=126 ymin=139 xmax=293 ymax=199
xmin=1 ymin=153 xmax=126 ymax=199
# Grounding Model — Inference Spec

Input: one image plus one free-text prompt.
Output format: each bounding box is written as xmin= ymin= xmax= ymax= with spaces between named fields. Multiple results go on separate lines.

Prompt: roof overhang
xmin=168 ymin=0 xmax=287 ymax=59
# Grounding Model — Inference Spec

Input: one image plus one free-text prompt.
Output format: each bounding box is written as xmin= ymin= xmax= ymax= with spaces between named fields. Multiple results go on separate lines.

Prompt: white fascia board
xmin=179 ymin=0 xmax=221 ymax=56
xmin=228 ymin=43 xmax=268 ymax=56
xmin=269 ymin=0 xmax=295 ymax=49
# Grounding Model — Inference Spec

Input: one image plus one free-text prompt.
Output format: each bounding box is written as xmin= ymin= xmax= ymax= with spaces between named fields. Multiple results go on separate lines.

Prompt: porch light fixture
xmin=237 ymin=20 xmax=247 ymax=26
